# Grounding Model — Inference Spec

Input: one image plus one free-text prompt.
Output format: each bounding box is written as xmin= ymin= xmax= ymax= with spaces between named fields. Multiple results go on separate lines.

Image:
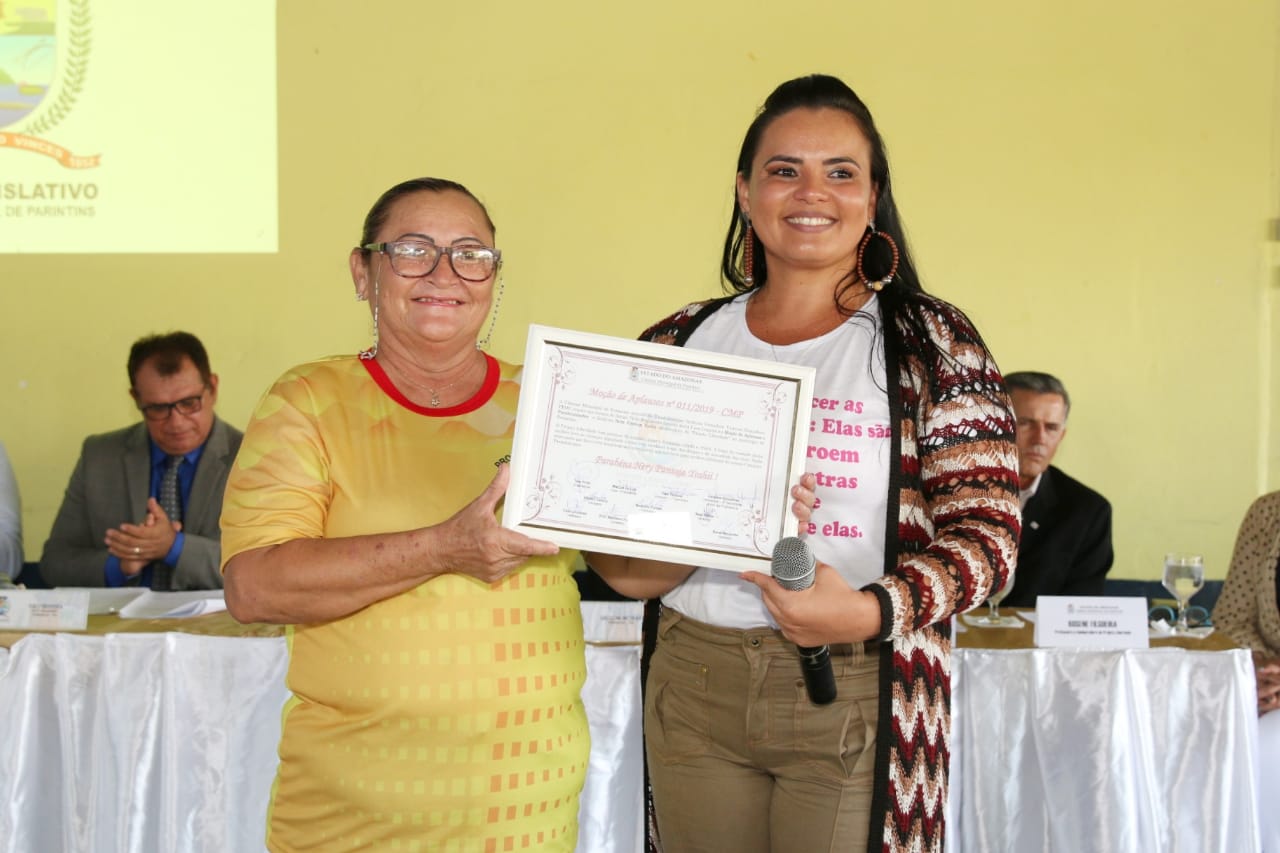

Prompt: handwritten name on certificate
xmin=505 ymin=326 xmax=815 ymax=573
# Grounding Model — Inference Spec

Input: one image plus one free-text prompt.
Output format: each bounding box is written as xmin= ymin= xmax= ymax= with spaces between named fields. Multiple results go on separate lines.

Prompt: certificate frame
xmin=504 ymin=324 xmax=815 ymax=573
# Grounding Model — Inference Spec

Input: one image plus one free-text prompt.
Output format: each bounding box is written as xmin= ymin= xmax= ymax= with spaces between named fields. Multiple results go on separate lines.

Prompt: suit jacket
xmin=39 ymin=418 xmax=243 ymax=590
xmin=1003 ymin=465 xmax=1113 ymax=607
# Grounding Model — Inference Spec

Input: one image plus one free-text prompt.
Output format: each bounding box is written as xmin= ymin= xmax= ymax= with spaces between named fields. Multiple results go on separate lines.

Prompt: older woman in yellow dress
xmin=220 ymin=178 xmax=585 ymax=852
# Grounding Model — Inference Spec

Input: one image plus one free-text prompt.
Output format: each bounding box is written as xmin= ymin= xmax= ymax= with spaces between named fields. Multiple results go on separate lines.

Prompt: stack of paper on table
xmin=118 ymin=590 xmax=227 ymax=619
xmin=87 ymin=588 xmax=147 ymax=615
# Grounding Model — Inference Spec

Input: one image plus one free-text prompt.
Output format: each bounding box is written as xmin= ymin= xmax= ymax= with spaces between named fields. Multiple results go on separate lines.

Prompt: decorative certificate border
xmin=504 ymin=325 xmax=815 ymax=573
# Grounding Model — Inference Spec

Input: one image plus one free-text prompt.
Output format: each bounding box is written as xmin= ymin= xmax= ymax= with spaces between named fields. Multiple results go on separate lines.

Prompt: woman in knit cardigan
xmin=589 ymin=74 xmax=1020 ymax=853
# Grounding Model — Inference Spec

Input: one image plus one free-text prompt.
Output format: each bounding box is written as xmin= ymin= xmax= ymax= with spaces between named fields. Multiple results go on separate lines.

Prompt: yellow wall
xmin=2 ymin=0 xmax=1277 ymax=581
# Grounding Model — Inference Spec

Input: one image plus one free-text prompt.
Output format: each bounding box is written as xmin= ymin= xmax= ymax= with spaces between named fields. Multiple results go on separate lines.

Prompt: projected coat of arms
xmin=0 ymin=0 xmax=276 ymax=252
xmin=0 ymin=0 xmax=98 ymax=167
xmin=0 ymin=0 xmax=59 ymax=128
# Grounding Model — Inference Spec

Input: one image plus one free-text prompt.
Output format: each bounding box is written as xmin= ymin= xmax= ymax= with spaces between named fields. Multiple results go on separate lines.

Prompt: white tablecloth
xmin=948 ymin=646 xmax=1261 ymax=853
xmin=0 ymin=621 xmax=643 ymax=853
xmin=9 ymin=615 xmax=1254 ymax=852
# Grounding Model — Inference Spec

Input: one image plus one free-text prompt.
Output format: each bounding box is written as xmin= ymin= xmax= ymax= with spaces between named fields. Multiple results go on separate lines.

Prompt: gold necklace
xmin=388 ymin=352 xmax=483 ymax=407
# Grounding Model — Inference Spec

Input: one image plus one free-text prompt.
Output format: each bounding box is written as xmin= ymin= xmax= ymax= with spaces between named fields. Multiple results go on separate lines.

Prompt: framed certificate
xmin=504 ymin=325 xmax=815 ymax=573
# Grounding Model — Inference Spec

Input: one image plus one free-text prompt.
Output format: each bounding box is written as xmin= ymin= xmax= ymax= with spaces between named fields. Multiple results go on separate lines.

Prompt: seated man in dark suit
xmin=1002 ymin=371 xmax=1113 ymax=607
xmin=40 ymin=332 xmax=243 ymax=590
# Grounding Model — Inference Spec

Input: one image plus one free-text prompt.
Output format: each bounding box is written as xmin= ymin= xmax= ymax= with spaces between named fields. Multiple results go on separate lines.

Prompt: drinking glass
xmin=1161 ymin=553 xmax=1205 ymax=633
xmin=971 ymin=568 xmax=1017 ymax=627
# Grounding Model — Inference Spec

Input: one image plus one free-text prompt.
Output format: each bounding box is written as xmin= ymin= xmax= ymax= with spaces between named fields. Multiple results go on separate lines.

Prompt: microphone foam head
xmin=772 ymin=536 xmax=815 ymax=591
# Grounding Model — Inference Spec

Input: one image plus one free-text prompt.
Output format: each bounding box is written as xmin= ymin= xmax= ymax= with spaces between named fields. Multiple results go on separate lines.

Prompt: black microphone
xmin=771 ymin=536 xmax=837 ymax=705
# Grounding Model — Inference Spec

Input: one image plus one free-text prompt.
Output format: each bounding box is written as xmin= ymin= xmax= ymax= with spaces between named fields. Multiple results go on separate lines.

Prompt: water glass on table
xmin=969 ymin=568 xmax=1019 ymax=628
xmin=1161 ymin=553 xmax=1205 ymax=634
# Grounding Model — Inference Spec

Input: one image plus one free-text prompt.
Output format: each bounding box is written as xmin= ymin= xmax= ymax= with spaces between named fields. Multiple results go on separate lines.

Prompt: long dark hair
xmin=721 ymin=74 xmax=995 ymax=382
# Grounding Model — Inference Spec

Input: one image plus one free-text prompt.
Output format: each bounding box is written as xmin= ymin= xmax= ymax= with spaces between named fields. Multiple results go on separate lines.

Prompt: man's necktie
xmin=159 ymin=455 xmax=183 ymax=523
xmin=152 ymin=455 xmax=183 ymax=590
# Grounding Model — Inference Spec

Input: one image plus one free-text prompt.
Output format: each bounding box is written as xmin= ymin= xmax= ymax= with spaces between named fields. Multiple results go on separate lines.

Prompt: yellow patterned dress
xmin=221 ymin=354 xmax=589 ymax=853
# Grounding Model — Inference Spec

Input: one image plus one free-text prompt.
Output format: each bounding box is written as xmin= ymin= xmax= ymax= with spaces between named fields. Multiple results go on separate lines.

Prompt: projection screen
xmin=0 ymin=0 xmax=277 ymax=253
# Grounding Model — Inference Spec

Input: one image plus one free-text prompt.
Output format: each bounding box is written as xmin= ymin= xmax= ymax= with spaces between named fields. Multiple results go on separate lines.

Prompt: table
xmin=948 ymin=617 xmax=1261 ymax=852
xmin=8 ymin=603 xmax=1257 ymax=852
xmin=0 ymin=605 xmax=645 ymax=853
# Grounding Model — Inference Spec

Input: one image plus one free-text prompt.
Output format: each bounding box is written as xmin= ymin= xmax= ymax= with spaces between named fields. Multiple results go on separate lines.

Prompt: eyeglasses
xmin=362 ymin=240 xmax=501 ymax=282
xmin=138 ymin=390 xmax=206 ymax=421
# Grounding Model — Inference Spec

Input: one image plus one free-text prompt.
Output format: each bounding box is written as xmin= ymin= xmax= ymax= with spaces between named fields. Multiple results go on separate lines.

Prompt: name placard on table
xmin=0 ymin=589 xmax=90 ymax=631
xmin=1034 ymin=595 xmax=1149 ymax=649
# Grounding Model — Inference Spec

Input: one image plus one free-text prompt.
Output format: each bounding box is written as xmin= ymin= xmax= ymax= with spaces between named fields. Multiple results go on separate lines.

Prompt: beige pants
xmin=646 ymin=608 xmax=880 ymax=853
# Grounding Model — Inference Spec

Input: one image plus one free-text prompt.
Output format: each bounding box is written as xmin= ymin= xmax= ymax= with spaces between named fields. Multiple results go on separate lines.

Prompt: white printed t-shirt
xmin=660 ymin=293 xmax=891 ymax=630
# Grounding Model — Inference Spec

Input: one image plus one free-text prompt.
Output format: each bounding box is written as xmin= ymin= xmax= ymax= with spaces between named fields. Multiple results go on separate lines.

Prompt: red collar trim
xmin=359 ymin=352 xmax=500 ymax=416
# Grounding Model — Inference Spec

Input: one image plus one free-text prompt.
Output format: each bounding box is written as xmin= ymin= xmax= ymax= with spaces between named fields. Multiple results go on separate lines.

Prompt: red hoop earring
xmin=743 ymin=223 xmax=755 ymax=286
xmin=856 ymin=225 xmax=899 ymax=292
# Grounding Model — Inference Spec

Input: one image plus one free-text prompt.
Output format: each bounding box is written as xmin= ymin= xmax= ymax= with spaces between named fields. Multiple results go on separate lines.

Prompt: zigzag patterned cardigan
xmin=639 ymin=294 xmax=1021 ymax=853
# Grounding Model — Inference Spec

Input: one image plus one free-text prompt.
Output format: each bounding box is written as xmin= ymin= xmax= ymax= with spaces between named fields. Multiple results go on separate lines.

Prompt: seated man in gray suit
xmin=1002 ymin=371 xmax=1114 ymax=607
xmin=40 ymin=332 xmax=243 ymax=590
